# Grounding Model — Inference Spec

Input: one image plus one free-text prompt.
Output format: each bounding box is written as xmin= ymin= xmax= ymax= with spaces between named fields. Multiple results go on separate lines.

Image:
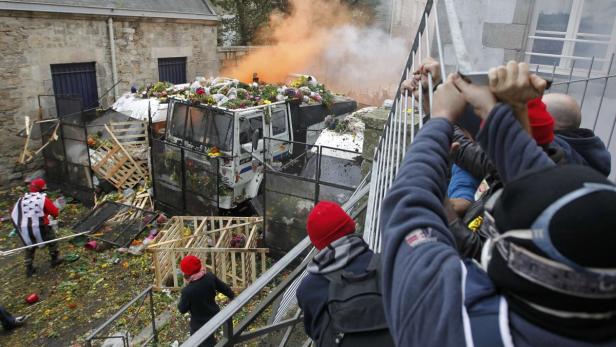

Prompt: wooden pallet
xmin=107 ymin=121 xmax=150 ymax=174
xmin=91 ymin=144 xmax=146 ymax=190
xmin=90 ymin=123 xmax=149 ymax=191
xmin=148 ymin=216 xmax=268 ymax=291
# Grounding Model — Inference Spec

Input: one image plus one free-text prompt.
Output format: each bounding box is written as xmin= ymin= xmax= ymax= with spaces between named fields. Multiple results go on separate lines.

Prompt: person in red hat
xmin=177 ymin=255 xmax=235 ymax=347
xmin=296 ymin=201 xmax=394 ymax=347
xmin=10 ymin=178 xmax=63 ymax=277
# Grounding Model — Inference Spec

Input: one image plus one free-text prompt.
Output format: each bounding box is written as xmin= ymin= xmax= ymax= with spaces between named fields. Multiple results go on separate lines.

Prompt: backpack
xmin=320 ymin=254 xmax=395 ymax=347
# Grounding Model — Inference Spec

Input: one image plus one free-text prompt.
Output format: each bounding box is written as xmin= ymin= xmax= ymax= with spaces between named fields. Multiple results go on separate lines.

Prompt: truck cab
xmin=164 ymin=99 xmax=293 ymax=210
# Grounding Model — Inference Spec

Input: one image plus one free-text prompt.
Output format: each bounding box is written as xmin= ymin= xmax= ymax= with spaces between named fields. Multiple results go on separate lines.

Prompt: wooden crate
xmin=148 ymin=216 xmax=268 ymax=291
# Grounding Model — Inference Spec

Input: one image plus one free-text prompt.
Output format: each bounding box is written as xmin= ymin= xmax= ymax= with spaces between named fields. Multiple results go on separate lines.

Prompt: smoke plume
xmin=221 ymin=0 xmax=408 ymax=105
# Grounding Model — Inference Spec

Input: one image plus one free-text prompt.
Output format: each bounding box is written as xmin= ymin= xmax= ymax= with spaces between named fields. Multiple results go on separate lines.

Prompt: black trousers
xmin=24 ymin=225 xmax=59 ymax=267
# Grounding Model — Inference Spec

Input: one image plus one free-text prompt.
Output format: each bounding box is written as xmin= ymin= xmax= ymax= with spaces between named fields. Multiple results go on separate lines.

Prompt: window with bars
xmin=526 ymin=0 xmax=616 ymax=73
xmin=158 ymin=57 xmax=187 ymax=84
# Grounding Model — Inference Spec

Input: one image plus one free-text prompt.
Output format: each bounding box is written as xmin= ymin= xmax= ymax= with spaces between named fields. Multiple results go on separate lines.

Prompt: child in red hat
xmin=177 ymin=255 xmax=235 ymax=347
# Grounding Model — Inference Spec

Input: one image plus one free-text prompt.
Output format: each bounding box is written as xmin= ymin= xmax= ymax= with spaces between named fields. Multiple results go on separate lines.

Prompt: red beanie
xmin=29 ymin=178 xmax=47 ymax=193
xmin=180 ymin=255 xmax=202 ymax=276
xmin=306 ymin=201 xmax=355 ymax=250
xmin=527 ymin=98 xmax=554 ymax=146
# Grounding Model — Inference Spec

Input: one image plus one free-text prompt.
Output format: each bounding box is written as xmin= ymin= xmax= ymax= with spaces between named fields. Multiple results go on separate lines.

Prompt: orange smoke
xmin=222 ymin=0 xmax=355 ymax=84
xmin=222 ymin=0 xmax=410 ymax=105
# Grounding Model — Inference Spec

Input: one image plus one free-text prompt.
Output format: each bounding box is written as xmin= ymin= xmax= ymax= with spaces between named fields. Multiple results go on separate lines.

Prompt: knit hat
xmin=527 ymin=98 xmax=555 ymax=145
xmin=306 ymin=201 xmax=355 ymax=250
xmin=180 ymin=255 xmax=202 ymax=276
xmin=487 ymin=165 xmax=616 ymax=341
xmin=29 ymin=178 xmax=47 ymax=193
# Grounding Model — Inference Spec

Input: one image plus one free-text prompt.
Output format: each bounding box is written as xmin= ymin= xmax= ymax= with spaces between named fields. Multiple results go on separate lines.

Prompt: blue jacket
xmin=296 ymin=249 xmax=373 ymax=341
xmin=553 ymin=128 xmax=611 ymax=176
xmin=448 ymin=164 xmax=480 ymax=201
xmin=380 ymin=104 xmax=615 ymax=346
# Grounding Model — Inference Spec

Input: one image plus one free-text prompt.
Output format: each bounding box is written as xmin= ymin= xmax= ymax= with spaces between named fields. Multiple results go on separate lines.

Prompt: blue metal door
xmin=51 ymin=62 xmax=99 ymax=109
xmin=158 ymin=57 xmax=187 ymax=84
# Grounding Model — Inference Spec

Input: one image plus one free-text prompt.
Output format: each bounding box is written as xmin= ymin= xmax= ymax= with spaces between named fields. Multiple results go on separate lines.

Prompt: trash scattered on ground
xmin=64 ymin=253 xmax=80 ymax=263
xmin=26 ymin=293 xmax=39 ymax=304
xmin=85 ymin=240 xmax=98 ymax=250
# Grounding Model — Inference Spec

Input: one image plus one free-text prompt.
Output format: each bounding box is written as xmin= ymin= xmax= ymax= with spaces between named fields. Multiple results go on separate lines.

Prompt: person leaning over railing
xmin=380 ymin=66 xmax=616 ymax=346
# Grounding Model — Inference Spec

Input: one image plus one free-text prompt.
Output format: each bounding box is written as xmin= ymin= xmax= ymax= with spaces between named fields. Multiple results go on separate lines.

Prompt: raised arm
xmin=452 ymin=62 xmax=555 ymax=183
xmin=380 ymin=78 xmax=469 ymax=346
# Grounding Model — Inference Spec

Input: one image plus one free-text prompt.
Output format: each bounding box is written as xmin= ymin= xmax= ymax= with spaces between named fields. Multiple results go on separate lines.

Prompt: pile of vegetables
xmin=135 ymin=76 xmax=335 ymax=110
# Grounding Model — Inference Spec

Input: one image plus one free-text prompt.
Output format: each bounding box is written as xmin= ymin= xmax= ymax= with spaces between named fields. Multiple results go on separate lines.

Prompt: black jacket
xmin=452 ymin=125 xmax=568 ymax=181
xmin=178 ymin=272 xmax=235 ymax=333
xmin=452 ymin=125 xmax=496 ymax=180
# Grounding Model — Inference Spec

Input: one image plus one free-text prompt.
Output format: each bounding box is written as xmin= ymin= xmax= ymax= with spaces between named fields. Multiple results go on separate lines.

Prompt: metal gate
xmin=51 ymin=62 xmax=99 ymax=109
xmin=40 ymin=108 xmax=96 ymax=207
xmin=150 ymin=139 xmax=220 ymax=215
xmin=263 ymin=138 xmax=363 ymax=254
xmin=158 ymin=57 xmax=187 ymax=84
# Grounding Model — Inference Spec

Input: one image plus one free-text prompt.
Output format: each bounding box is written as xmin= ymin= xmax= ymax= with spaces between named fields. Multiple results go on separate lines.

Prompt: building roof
xmin=0 ymin=0 xmax=219 ymax=21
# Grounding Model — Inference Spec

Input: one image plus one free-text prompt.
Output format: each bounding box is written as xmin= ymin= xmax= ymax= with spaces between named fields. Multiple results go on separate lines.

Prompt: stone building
xmin=0 ymin=0 xmax=219 ymax=189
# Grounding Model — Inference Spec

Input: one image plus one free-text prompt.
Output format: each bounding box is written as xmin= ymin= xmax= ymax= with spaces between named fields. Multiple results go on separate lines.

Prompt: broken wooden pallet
xmin=19 ymin=118 xmax=60 ymax=164
xmin=91 ymin=144 xmax=146 ymax=190
xmin=107 ymin=121 xmax=150 ymax=172
xmin=89 ymin=124 xmax=148 ymax=191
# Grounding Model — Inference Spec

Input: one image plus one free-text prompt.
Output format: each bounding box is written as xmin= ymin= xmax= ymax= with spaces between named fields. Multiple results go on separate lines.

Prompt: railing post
xmin=149 ymin=287 xmax=158 ymax=344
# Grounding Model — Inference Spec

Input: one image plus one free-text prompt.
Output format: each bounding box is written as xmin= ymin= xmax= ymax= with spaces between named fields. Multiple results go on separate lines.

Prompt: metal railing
xmin=86 ymin=286 xmax=158 ymax=347
xmin=363 ymin=0 xmax=450 ymax=251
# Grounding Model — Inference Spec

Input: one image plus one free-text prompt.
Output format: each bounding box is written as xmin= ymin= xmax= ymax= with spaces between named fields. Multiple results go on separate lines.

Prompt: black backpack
xmin=320 ymin=254 xmax=395 ymax=347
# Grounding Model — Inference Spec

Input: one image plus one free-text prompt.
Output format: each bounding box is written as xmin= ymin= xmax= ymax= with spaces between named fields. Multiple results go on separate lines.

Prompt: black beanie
xmin=487 ymin=165 xmax=616 ymax=341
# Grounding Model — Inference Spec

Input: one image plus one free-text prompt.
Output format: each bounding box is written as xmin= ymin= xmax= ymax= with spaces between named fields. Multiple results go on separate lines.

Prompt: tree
xmin=213 ymin=0 xmax=381 ymax=46
xmin=212 ymin=0 xmax=286 ymax=46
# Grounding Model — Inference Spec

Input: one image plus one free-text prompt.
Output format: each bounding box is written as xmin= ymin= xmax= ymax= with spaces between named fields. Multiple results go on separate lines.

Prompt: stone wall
xmin=0 ymin=11 xmax=218 ymax=190
xmin=358 ymin=107 xmax=419 ymax=177
xmin=217 ymin=46 xmax=250 ymax=71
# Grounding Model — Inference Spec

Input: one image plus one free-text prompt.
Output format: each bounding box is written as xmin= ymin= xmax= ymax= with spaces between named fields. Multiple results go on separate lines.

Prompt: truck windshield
xmin=203 ymin=111 xmax=233 ymax=152
xmin=169 ymin=101 xmax=234 ymax=152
